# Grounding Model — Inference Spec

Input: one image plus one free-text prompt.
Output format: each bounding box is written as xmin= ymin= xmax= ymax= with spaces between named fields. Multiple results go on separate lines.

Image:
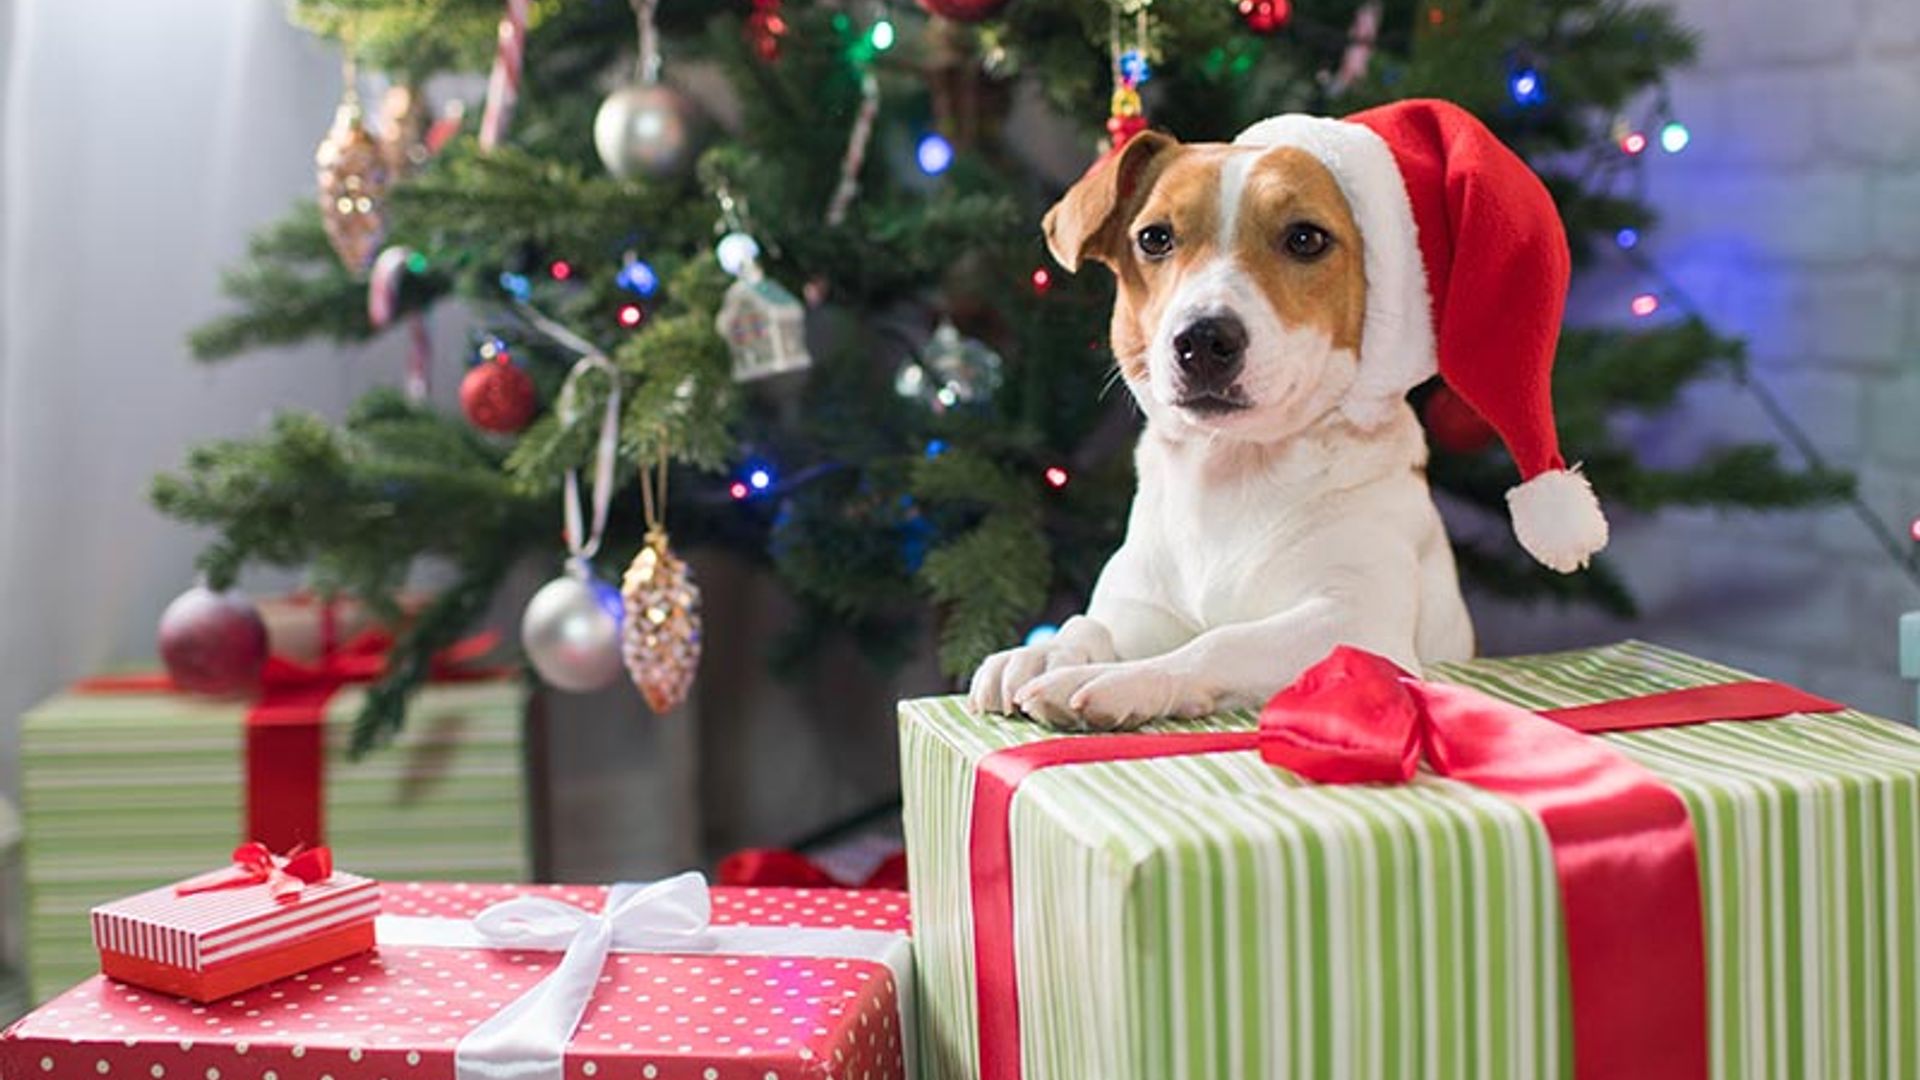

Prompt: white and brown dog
xmin=970 ymin=102 xmax=1607 ymax=730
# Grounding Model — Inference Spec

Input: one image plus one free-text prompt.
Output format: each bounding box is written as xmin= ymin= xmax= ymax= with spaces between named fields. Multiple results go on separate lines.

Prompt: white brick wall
xmin=1473 ymin=0 xmax=1920 ymax=720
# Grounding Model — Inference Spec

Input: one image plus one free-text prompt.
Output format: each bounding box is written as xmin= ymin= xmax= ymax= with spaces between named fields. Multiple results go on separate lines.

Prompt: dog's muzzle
xmin=1172 ymin=314 xmax=1249 ymax=411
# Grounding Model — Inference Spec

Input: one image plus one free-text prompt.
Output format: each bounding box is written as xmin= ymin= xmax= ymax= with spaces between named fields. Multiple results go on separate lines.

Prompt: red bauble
xmin=915 ymin=0 xmax=1008 ymax=23
xmin=461 ymin=358 xmax=537 ymax=433
xmin=1422 ymin=384 xmax=1498 ymax=454
xmin=158 ymin=585 xmax=269 ymax=696
xmin=1237 ymin=0 xmax=1292 ymax=33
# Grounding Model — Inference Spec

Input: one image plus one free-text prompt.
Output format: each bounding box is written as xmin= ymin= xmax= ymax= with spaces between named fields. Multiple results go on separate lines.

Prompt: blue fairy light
xmin=616 ymin=258 xmax=660 ymax=298
xmin=1615 ymin=227 xmax=1639 ymax=250
xmin=925 ymin=439 xmax=948 ymax=458
xmin=916 ymin=133 xmax=955 ymax=177
xmin=1659 ymin=121 xmax=1691 ymax=154
xmin=1508 ymin=66 xmax=1545 ymax=107
xmin=748 ymin=466 xmax=773 ymax=491
xmin=1024 ymin=623 xmax=1061 ymax=646
xmin=498 ymin=271 xmax=532 ymax=300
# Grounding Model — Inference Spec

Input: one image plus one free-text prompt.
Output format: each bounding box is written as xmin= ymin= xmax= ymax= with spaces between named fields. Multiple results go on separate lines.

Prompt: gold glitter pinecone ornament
xmin=621 ymin=528 xmax=702 ymax=713
xmin=315 ymin=96 xmax=390 ymax=272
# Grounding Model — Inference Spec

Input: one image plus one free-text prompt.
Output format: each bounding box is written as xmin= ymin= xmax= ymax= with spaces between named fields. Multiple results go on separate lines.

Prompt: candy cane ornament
xmin=479 ymin=0 xmax=529 ymax=151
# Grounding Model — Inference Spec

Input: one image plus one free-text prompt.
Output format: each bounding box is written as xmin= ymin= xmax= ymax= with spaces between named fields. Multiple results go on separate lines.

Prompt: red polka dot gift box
xmin=2 ymin=879 xmax=915 ymax=1080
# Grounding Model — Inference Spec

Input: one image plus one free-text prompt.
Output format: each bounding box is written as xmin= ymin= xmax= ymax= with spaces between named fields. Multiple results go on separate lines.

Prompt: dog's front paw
xmin=967 ymin=620 xmax=1117 ymax=716
xmin=1013 ymin=660 xmax=1216 ymax=732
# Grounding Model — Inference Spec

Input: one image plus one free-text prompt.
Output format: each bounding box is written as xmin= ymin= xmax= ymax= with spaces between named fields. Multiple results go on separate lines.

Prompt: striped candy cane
xmin=478 ymin=0 xmax=529 ymax=151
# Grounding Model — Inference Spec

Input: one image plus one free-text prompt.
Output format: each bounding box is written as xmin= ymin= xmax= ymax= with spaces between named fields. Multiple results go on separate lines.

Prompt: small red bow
xmin=173 ymin=842 xmax=333 ymax=904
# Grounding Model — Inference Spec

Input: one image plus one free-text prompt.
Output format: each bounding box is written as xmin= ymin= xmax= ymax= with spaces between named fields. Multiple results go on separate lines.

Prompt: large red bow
xmin=173 ymin=842 xmax=334 ymax=904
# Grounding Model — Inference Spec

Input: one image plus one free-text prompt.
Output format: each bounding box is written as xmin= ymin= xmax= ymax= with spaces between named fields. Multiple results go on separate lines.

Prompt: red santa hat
xmin=1235 ymin=98 xmax=1607 ymax=574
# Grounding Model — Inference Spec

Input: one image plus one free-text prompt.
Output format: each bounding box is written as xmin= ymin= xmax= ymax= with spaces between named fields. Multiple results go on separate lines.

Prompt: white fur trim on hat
xmin=1234 ymin=115 xmax=1436 ymax=429
xmin=1506 ymin=467 xmax=1609 ymax=573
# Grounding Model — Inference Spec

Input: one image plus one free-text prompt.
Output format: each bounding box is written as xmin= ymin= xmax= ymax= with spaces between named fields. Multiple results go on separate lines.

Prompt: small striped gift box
xmin=91 ymin=869 xmax=379 ymax=1002
xmin=902 ymin=640 xmax=1920 ymax=1080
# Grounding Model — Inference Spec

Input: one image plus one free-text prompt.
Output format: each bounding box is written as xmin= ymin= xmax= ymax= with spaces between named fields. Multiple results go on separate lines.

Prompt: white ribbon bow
xmin=376 ymin=873 xmax=916 ymax=1080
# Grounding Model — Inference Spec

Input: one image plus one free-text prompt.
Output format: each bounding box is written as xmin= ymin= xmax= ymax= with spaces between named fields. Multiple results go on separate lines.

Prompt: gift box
xmin=92 ymin=845 xmax=379 ymax=1002
xmin=900 ymin=640 xmax=1920 ymax=1080
xmin=3 ymin=879 xmax=915 ymax=1080
xmin=21 ymin=642 xmax=529 ymax=1001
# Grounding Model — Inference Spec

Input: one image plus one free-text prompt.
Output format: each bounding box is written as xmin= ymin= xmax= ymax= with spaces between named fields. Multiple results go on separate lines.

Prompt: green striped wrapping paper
xmin=900 ymin=641 xmax=1920 ymax=1080
xmin=21 ymin=677 xmax=529 ymax=1001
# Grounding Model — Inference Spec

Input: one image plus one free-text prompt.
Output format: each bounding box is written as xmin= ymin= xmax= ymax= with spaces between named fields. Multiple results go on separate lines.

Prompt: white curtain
xmin=0 ymin=1 xmax=406 ymax=791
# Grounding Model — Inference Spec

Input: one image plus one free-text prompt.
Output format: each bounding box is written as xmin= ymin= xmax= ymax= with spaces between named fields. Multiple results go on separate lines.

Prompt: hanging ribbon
xmin=75 ymin=629 xmax=500 ymax=852
xmin=514 ymin=300 xmax=623 ymax=587
xmin=967 ymin=647 xmax=1844 ymax=1080
xmin=376 ymin=873 xmax=918 ymax=1080
xmin=173 ymin=842 xmax=334 ymax=904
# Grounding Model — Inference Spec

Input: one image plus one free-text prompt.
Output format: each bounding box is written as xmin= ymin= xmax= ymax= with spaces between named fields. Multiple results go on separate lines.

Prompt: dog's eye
xmin=1136 ymin=224 xmax=1175 ymax=260
xmin=1281 ymin=224 xmax=1332 ymax=260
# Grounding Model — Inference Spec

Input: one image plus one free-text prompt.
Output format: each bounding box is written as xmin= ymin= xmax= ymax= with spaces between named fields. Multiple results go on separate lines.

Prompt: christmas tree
xmin=154 ymin=0 xmax=1848 ymax=752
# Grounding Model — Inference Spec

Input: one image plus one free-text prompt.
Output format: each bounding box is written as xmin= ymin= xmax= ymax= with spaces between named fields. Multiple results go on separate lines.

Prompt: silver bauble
xmin=895 ymin=321 xmax=1004 ymax=412
xmin=593 ymin=83 xmax=704 ymax=181
xmin=520 ymin=573 xmax=625 ymax=692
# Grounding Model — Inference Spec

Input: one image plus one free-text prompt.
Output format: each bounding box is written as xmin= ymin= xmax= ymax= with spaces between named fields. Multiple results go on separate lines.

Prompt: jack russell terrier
xmin=970 ymin=100 xmax=1608 ymax=730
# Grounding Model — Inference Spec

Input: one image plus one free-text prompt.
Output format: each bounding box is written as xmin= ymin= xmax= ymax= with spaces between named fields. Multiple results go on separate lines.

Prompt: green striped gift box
xmin=21 ymin=676 xmax=530 ymax=1002
xmin=900 ymin=641 xmax=1920 ymax=1080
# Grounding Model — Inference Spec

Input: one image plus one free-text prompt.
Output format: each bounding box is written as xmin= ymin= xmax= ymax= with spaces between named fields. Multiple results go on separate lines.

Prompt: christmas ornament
xmin=461 ymin=338 xmax=537 ymax=433
xmin=915 ymin=0 xmax=1008 ymax=23
xmin=716 ymin=247 xmax=811 ymax=382
xmin=369 ymin=245 xmax=434 ymax=401
xmin=623 ymin=527 xmax=702 ymax=714
xmin=157 ymin=585 xmax=269 ymax=696
xmin=479 ymin=0 xmax=528 ymax=150
xmin=521 ymin=346 xmax=626 ymax=692
xmin=521 ymin=570 xmax=625 ymax=692
xmin=315 ymin=80 xmax=390 ymax=272
xmin=1421 ymin=384 xmax=1496 ymax=454
xmin=1107 ymin=16 xmax=1151 ymax=149
xmin=1325 ymin=2 xmax=1381 ymax=96
xmin=594 ymin=83 xmax=704 ymax=181
xmin=894 ymin=320 xmax=1003 ymax=411
xmin=825 ymin=71 xmax=881 ymax=226
xmin=1237 ymin=0 xmax=1291 ymax=33
xmin=594 ymin=0 xmax=706 ymax=181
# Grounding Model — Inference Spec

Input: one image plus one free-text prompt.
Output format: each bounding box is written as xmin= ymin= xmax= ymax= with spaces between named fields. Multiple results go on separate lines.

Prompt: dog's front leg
xmin=1017 ymin=578 xmax=1419 ymax=730
xmin=967 ymin=614 xmax=1120 ymax=717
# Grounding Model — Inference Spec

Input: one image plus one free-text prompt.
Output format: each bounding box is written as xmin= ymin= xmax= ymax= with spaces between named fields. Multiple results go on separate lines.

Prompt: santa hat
xmin=1235 ymin=99 xmax=1607 ymax=574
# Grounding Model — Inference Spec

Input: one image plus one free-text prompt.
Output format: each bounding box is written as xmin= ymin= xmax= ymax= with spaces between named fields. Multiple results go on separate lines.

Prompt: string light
xmin=616 ymin=258 xmax=659 ymax=297
xmin=498 ymin=271 xmax=532 ymax=300
xmin=1615 ymin=227 xmax=1639 ymax=250
xmin=925 ymin=439 xmax=948 ymax=458
xmin=1910 ymin=516 xmax=1920 ymax=544
xmin=1024 ymin=623 xmax=1061 ymax=646
xmin=868 ymin=18 xmax=895 ymax=51
xmin=916 ymin=133 xmax=955 ymax=177
xmin=548 ymin=259 xmax=573 ymax=281
xmin=1508 ymin=66 xmax=1545 ymax=107
xmin=618 ymin=304 xmax=644 ymax=327
xmin=1659 ymin=121 xmax=1691 ymax=154
xmin=404 ymin=251 xmax=429 ymax=274
xmin=748 ymin=467 xmax=774 ymax=491
xmin=729 ymin=480 xmax=750 ymax=500
xmin=1620 ymin=131 xmax=1649 ymax=156
xmin=1044 ymin=466 xmax=1069 ymax=488
xmin=1630 ymin=293 xmax=1660 ymax=318
xmin=1030 ymin=267 xmax=1053 ymax=295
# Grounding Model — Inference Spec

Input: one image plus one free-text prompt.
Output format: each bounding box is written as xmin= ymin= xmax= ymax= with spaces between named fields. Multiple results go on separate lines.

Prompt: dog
xmin=967 ymin=129 xmax=1477 ymax=731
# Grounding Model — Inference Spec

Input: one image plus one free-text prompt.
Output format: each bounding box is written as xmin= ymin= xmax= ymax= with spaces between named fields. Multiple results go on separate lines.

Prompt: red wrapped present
xmin=92 ymin=843 xmax=378 ymax=1003
xmin=7 ymin=877 xmax=914 ymax=1080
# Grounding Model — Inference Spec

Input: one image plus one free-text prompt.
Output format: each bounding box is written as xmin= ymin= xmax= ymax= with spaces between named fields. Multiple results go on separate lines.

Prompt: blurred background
xmin=0 ymin=0 xmax=1915 ymax=1006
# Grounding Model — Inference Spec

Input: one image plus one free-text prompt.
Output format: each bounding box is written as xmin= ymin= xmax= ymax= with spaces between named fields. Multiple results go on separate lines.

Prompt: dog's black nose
xmin=1173 ymin=315 xmax=1248 ymax=388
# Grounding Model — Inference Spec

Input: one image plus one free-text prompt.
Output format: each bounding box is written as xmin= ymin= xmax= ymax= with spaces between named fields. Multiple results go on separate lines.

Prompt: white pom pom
xmin=1507 ymin=467 xmax=1609 ymax=573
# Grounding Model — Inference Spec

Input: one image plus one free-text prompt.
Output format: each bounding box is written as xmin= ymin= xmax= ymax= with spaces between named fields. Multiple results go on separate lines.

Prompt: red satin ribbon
xmin=76 ymin=629 xmax=501 ymax=851
xmin=173 ymin=841 xmax=334 ymax=904
xmin=968 ymin=647 xmax=1843 ymax=1080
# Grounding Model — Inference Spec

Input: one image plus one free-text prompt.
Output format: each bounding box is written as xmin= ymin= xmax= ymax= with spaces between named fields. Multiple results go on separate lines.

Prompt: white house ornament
xmin=621 ymin=527 xmax=702 ymax=714
xmin=315 ymin=94 xmax=390 ymax=272
xmin=894 ymin=320 xmax=1003 ymax=411
xmin=716 ymin=256 xmax=811 ymax=382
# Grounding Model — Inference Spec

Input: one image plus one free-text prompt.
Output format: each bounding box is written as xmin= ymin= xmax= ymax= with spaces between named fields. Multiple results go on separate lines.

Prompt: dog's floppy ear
xmin=1043 ymin=131 xmax=1177 ymax=273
